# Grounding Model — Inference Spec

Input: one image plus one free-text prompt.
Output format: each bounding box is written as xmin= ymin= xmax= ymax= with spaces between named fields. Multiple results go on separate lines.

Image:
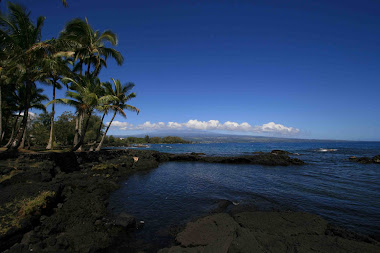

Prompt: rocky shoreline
xmin=0 ymin=149 xmax=378 ymax=252
xmin=160 ymin=211 xmax=380 ymax=253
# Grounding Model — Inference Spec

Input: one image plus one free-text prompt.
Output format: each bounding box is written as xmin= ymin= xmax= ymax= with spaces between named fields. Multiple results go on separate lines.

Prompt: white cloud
xmin=109 ymin=119 xmax=300 ymax=136
xmin=20 ymin=112 xmax=37 ymax=120
xmin=107 ymin=121 xmax=134 ymax=131
xmin=253 ymin=122 xmax=300 ymax=135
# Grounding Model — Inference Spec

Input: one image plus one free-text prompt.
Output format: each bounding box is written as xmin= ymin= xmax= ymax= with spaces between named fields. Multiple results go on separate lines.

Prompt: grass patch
xmin=38 ymin=149 xmax=71 ymax=153
xmin=0 ymin=191 xmax=55 ymax=235
xmin=0 ymin=169 xmax=21 ymax=184
xmin=29 ymin=162 xmax=45 ymax=168
xmin=91 ymin=163 xmax=118 ymax=171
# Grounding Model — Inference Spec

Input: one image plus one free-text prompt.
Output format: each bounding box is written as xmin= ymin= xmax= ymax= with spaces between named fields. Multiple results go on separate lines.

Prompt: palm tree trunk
xmin=87 ymin=58 xmax=91 ymax=76
xmin=19 ymin=128 xmax=27 ymax=149
xmin=79 ymin=59 xmax=83 ymax=76
xmin=1 ymin=115 xmax=8 ymax=144
xmin=95 ymin=110 xmax=116 ymax=151
xmin=0 ymin=83 xmax=2 ymax=146
xmin=9 ymin=81 xmax=32 ymax=150
xmin=46 ymin=82 xmax=56 ymax=150
xmin=72 ymin=111 xmax=92 ymax=151
xmin=4 ymin=112 xmax=21 ymax=148
xmin=73 ymin=111 xmax=80 ymax=146
xmin=4 ymin=127 xmax=15 ymax=148
xmin=77 ymin=111 xmax=84 ymax=151
xmin=89 ymin=111 xmax=106 ymax=151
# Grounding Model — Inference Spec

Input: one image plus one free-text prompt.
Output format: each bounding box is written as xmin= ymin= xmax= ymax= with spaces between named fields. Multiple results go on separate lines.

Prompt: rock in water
xmin=114 ymin=212 xmax=136 ymax=229
xmin=271 ymin=150 xmax=293 ymax=155
xmin=349 ymin=155 xmax=380 ymax=164
xmin=349 ymin=156 xmax=358 ymax=161
xmin=372 ymin=155 xmax=380 ymax=163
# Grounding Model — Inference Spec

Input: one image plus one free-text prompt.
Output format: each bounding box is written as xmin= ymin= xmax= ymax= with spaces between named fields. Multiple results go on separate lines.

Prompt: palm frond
xmin=61 ymin=0 xmax=68 ymax=7
xmin=98 ymin=30 xmax=118 ymax=46
xmin=123 ymin=104 xmax=139 ymax=114
xmin=99 ymin=47 xmax=124 ymax=65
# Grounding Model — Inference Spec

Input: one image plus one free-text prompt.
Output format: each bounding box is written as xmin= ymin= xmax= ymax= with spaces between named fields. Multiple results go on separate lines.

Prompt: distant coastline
xmin=113 ymin=132 xmax=380 ymax=144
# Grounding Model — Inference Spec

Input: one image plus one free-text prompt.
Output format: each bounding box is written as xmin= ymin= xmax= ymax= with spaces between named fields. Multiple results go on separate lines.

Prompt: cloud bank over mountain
xmin=109 ymin=119 xmax=300 ymax=136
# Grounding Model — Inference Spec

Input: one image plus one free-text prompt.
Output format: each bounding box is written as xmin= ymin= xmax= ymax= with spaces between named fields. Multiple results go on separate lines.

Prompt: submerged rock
xmin=210 ymin=199 xmax=234 ymax=213
xmin=159 ymin=211 xmax=380 ymax=253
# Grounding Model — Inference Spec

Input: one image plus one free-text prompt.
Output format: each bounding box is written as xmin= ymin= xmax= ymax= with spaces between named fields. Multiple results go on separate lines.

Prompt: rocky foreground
xmin=0 ymin=149 xmax=378 ymax=252
xmin=160 ymin=211 xmax=380 ymax=253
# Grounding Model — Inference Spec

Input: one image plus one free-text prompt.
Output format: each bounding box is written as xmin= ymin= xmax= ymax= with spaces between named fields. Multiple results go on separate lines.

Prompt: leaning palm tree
xmin=96 ymin=79 xmax=139 ymax=151
xmin=88 ymin=89 xmax=109 ymax=151
xmin=59 ymin=18 xmax=123 ymax=77
xmin=19 ymin=85 xmax=48 ymax=149
xmin=48 ymin=75 xmax=113 ymax=151
xmin=0 ymin=2 xmax=50 ymax=150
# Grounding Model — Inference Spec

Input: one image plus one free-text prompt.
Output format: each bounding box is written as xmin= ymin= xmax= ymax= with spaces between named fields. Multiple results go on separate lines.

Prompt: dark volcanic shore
xmin=0 ymin=149 xmax=378 ymax=252
xmin=159 ymin=211 xmax=380 ymax=253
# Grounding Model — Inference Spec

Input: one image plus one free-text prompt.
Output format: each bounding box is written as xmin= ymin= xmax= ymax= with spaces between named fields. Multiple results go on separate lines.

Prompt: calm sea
xmin=108 ymin=142 xmax=380 ymax=245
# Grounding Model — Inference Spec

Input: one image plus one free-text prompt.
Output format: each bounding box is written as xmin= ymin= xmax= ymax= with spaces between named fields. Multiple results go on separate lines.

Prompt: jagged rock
xmin=21 ymin=231 xmax=33 ymax=245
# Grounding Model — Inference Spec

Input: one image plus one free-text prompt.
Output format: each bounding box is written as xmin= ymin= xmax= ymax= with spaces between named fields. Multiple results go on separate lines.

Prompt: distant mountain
xmin=113 ymin=131 xmax=348 ymax=143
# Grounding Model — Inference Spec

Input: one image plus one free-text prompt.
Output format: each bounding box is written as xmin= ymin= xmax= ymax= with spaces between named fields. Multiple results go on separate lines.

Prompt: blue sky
xmin=2 ymin=0 xmax=380 ymax=140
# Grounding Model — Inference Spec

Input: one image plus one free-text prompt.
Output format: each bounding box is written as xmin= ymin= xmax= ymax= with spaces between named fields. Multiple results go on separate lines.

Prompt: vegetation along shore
xmin=0 ymin=1 xmax=138 ymax=152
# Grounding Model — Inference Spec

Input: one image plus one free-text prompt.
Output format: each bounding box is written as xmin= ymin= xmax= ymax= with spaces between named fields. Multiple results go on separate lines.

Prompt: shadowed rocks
xmin=168 ymin=152 xmax=305 ymax=166
xmin=159 ymin=212 xmax=380 ymax=253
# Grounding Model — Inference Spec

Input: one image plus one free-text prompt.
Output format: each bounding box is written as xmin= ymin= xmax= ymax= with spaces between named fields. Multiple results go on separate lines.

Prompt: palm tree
xmin=88 ymin=89 xmax=109 ymax=151
xmin=59 ymin=18 xmax=124 ymax=77
xmin=4 ymin=83 xmax=47 ymax=148
xmin=0 ymin=80 xmax=18 ymax=143
xmin=0 ymin=2 xmax=50 ymax=150
xmin=42 ymin=52 xmax=72 ymax=149
xmin=48 ymin=75 xmax=113 ymax=151
xmin=19 ymin=85 xmax=48 ymax=149
xmin=96 ymin=79 xmax=139 ymax=151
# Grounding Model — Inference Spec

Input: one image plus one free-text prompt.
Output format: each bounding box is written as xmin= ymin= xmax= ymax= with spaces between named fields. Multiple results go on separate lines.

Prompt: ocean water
xmin=108 ymin=142 xmax=380 ymax=245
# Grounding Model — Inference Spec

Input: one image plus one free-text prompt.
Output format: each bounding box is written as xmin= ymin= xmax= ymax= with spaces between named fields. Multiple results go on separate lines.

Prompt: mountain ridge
xmin=112 ymin=131 xmax=357 ymax=143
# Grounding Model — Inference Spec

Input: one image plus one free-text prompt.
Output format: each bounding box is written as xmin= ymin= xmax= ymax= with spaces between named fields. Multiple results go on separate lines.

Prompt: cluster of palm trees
xmin=0 ymin=2 xmax=139 ymax=151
